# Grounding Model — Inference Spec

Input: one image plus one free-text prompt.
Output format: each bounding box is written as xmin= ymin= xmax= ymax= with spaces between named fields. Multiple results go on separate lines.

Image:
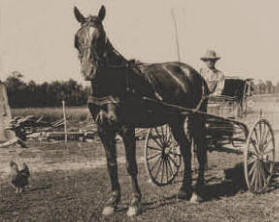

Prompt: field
xmin=11 ymin=106 xmax=91 ymax=124
xmin=1 ymin=95 xmax=279 ymax=221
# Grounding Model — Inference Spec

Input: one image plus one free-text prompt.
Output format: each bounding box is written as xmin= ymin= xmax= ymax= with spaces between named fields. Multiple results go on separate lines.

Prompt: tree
xmin=4 ymin=72 xmax=89 ymax=107
xmin=265 ymin=81 xmax=273 ymax=94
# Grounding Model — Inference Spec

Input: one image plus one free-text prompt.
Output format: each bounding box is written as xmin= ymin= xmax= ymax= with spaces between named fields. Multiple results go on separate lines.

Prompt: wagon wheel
xmin=144 ymin=124 xmax=182 ymax=186
xmin=244 ymin=119 xmax=275 ymax=193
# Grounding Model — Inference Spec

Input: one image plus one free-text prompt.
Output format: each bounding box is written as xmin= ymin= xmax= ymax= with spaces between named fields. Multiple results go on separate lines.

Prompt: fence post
xmin=62 ymin=100 xmax=68 ymax=146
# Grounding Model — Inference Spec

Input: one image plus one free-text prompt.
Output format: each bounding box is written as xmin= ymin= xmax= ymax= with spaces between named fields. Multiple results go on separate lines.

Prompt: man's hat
xmin=201 ymin=50 xmax=220 ymax=61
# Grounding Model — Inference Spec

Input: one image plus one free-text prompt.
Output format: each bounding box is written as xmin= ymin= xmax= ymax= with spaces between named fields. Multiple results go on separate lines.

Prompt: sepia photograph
xmin=0 ymin=0 xmax=279 ymax=221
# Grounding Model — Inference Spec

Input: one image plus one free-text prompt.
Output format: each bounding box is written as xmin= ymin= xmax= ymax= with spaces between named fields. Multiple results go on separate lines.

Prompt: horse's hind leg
xmin=119 ymin=126 xmax=142 ymax=216
xmin=98 ymin=125 xmax=121 ymax=216
xmin=169 ymin=119 xmax=193 ymax=200
xmin=191 ymin=106 xmax=208 ymax=202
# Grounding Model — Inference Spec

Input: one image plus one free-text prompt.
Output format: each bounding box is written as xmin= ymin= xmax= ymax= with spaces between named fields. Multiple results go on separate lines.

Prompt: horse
xmin=74 ymin=5 xmax=209 ymax=216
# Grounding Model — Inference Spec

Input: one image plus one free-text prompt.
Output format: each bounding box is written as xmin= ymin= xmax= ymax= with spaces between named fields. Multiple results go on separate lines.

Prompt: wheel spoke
xmin=158 ymin=126 xmax=166 ymax=144
xmin=166 ymin=128 xmax=172 ymax=145
xmin=168 ymin=154 xmax=179 ymax=168
xmin=168 ymin=151 xmax=181 ymax=157
xmin=160 ymin=126 xmax=168 ymax=144
xmin=155 ymin=127 xmax=164 ymax=145
xmin=250 ymin=161 xmax=257 ymax=186
xmin=154 ymin=158 xmax=163 ymax=180
xmin=249 ymin=138 xmax=260 ymax=155
xmin=265 ymin=129 xmax=272 ymax=139
xmin=161 ymin=159 xmax=165 ymax=183
xmin=247 ymin=151 xmax=258 ymax=161
xmin=166 ymin=158 xmax=174 ymax=177
xmin=247 ymin=156 xmax=257 ymax=166
xmin=253 ymin=127 xmax=259 ymax=146
xmin=150 ymin=155 xmax=162 ymax=172
xmin=260 ymin=124 xmax=268 ymax=146
xmin=165 ymin=159 xmax=169 ymax=182
xmin=258 ymin=121 xmax=263 ymax=144
xmin=263 ymin=138 xmax=273 ymax=151
xmin=147 ymin=152 xmax=161 ymax=161
xmin=258 ymin=122 xmax=262 ymax=143
xmin=248 ymin=161 xmax=257 ymax=177
xmin=147 ymin=145 xmax=162 ymax=152
xmin=165 ymin=125 xmax=169 ymax=140
xmin=262 ymin=131 xmax=271 ymax=146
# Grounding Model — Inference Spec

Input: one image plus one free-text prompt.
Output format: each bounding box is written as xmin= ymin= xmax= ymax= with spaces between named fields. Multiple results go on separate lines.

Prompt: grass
xmin=11 ymin=106 xmax=91 ymax=123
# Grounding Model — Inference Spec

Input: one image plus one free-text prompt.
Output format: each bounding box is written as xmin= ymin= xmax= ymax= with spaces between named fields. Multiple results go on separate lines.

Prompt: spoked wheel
xmin=244 ymin=119 xmax=275 ymax=193
xmin=144 ymin=124 xmax=181 ymax=186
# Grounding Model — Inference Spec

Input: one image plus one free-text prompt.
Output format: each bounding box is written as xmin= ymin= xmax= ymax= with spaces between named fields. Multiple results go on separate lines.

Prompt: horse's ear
xmin=74 ymin=6 xmax=86 ymax=24
xmin=98 ymin=5 xmax=106 ymax=21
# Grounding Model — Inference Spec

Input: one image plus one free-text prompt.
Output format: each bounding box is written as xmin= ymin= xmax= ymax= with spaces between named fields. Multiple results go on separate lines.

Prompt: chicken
xmin=10 ymin=161 xmax=30 ymax=193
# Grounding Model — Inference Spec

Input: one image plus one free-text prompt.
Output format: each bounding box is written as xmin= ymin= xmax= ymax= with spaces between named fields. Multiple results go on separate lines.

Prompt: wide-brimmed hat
xmin=201 ymin=50 xmax=220 ymax=61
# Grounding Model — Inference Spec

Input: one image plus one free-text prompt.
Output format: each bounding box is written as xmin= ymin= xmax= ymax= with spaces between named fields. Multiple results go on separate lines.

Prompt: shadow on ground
xmin=142 ymin=161 xmax=279 ymax=212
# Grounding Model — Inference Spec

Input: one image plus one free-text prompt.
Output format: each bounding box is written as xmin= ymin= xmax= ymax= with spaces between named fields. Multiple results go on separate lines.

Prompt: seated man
xmin=200 ymin=50 xmax=225 ymax=96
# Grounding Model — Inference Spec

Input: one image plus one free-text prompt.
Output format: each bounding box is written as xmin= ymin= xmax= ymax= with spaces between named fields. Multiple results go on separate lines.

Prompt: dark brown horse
xmin=74 ymin=5 xmax=209 ymax=216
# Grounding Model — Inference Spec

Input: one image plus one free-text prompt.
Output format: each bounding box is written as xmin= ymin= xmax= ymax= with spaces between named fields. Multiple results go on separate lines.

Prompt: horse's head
xmin=74 ymin=6 xmax=107 ymax=81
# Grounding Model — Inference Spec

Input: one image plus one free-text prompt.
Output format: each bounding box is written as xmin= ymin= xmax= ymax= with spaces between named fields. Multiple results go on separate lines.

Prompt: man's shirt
xmin=200 ymin=66 xmax=225 ymax=95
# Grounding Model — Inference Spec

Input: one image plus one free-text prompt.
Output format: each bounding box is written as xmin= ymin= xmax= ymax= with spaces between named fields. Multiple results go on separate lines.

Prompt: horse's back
xmin=140 ymin=61 xmax=206 ymax=107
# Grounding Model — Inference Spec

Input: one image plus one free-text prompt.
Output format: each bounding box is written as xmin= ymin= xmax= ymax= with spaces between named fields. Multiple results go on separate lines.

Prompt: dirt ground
xmin=1 ymin=95 xmax=279 ymax=222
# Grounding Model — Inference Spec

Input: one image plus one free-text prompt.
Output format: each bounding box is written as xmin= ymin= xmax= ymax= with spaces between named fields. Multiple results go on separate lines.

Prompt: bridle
xmin=78 ymin=22 xmax=160 ymax=106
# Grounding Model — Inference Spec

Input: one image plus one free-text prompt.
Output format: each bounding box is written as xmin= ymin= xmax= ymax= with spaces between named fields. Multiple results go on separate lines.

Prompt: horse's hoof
xmin=177 ymin=188 xmax=191 ymax=200
xmin=102 ymin=206 xmax=115 ymax=216
xmin=190 ymin=193 xmax=203 ymax=204
xmin=127 ymin=204 xmax=142 ymax=217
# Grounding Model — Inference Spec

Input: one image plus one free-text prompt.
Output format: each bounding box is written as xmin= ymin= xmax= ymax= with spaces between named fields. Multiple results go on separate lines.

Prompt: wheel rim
xmin=144 ymin=124 xmax=181 ymax=186
xmin=244 ymin=119 xmax=275 ymax=193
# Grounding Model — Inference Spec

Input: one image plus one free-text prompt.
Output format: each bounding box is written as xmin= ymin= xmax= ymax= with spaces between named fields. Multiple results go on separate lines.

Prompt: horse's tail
xmin=193 ymin=77 xmax=209 ymax=112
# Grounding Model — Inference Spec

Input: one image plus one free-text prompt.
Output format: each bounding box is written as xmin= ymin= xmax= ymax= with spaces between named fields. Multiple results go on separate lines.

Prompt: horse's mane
xmin=105 ymin=40 xmax=129 ymax=67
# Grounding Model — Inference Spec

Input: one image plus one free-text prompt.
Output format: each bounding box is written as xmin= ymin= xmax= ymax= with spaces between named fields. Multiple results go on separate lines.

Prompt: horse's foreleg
xmin=169 ymin=120 xmax=193 ymax=200
xmin=119 ymin=127 xmax=142 ymax=216
xmin=98 ymin=125 xmax=120 ymax=216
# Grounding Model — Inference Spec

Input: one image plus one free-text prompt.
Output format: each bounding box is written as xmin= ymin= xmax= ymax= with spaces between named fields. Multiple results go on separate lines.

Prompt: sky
xmin=1 ymin=0 xmax=279 ymax=84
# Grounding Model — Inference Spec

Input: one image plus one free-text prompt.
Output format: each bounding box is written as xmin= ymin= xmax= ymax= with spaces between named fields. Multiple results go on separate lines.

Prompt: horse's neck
xmin=91 ymin=40 xmax=155 ymax=99
xmin=105 ymin=40 xmax=127 ymax=66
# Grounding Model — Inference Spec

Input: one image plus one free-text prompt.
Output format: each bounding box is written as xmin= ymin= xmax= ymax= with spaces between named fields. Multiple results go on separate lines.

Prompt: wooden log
xmin=46 ymin=132 xmax=84 ymax=141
